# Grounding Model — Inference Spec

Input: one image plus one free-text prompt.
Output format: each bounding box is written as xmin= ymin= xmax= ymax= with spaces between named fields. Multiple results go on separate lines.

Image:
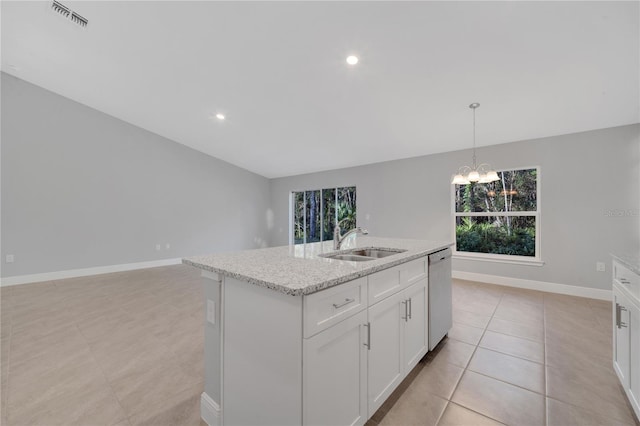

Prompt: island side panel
xmin=223 ymin=277 xmax=303 ymax=426
xmin=202 ymin=271 xmax=223 ymax=425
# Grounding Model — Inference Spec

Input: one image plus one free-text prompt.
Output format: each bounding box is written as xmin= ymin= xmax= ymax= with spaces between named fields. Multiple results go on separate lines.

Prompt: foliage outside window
xmin=453 ymin=168 xmax=539 ymax=259
xmin=292 ymin=187 xmax=356 ymax=244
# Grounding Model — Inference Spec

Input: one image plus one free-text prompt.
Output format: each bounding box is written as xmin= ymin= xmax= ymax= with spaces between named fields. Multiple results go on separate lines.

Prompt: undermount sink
xmin=324 ymin=254 xmax=376 ymax=262
xmin=348 ymin=248 xmax=406 ymax=258
xmin=319 ymin=247 xmax=407 ymax=262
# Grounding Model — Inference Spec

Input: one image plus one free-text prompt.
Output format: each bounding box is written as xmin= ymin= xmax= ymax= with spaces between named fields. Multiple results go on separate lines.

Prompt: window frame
xmin=289 ymin=186 xmax=357 ymax=245
xmin=451 ymin=166 xmax=543 ymax=265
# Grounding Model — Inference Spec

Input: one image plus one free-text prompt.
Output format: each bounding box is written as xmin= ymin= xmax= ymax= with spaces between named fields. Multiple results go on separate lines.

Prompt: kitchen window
xmin=291 ymin=186 xmax=356 ymax=245
xmin=452 ymin=167 xmax=541 ymax=264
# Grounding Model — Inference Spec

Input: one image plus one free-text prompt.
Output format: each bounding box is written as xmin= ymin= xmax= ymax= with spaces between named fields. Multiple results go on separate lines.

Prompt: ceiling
xmin=2 ymin=1 xmax=639 ymax=178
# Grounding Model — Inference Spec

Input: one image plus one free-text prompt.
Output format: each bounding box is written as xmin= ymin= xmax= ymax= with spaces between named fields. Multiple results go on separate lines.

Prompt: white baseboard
xmin=453 ymin=270 xmax=612 ymax=301
xmin=0 ymin=258 xmax=182 ymax=287
xmin=200 ymin=392 xmax=220 ymax=426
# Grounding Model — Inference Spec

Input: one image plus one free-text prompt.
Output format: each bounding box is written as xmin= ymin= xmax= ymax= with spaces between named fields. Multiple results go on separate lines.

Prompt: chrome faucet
xmin=333 ymin=223 xmax=369 ymax=250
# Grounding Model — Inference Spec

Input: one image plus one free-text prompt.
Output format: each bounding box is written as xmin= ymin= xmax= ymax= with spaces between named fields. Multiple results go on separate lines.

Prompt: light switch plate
xmin=596 ymin=262 xmax=606 ymax=272
xmin=5 ymin=254 xmax=14 ymax=263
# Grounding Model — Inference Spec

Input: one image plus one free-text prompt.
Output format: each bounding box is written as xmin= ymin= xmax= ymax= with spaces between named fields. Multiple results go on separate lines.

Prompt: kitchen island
xmin=184 ymin=237 xmax=453 ymax=426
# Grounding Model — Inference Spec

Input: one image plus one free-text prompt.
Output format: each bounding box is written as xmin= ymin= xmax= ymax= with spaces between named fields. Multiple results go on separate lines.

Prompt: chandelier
xmin=451 ymin=103 xmax=499 ymax=185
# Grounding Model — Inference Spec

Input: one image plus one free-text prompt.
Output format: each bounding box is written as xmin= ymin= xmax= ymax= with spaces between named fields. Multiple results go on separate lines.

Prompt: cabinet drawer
xmin=614 ymin=261 xmax=640 ymax=301
xmin=400 ymin=258 xmax=427 ymax=286
xmin=368 ymin=266 xmax=402 ymax=305
xmin=304 ymin=277 xmax=367 ymax=338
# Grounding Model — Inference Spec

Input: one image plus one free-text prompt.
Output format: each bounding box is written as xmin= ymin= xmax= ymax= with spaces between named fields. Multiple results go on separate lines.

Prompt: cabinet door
xmin=303 ymin=310 xmax=368 ymax=426
xmin=613 ymin=288 xmax=630 ymax=387
xmin=367 ymin=291 xmax=405 ymax=417
xmin=629 ymin=302 xmax=640 ymax=418
xmin=403 ymin=279 xmax=428 ymax=372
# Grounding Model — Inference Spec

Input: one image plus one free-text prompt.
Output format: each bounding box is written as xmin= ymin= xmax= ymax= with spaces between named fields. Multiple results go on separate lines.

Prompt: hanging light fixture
xmin=451 ymin=103 xmax=500 ymax=185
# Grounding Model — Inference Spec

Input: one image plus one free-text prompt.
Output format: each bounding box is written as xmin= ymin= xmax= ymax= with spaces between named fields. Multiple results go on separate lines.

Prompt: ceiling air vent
xmin=70 ymin=12 xmax=88 ymax=28
xmin=50 ymin=1 xmax=88 ymax=28
xmin=51 ymin=0 xmax=70 ymax=18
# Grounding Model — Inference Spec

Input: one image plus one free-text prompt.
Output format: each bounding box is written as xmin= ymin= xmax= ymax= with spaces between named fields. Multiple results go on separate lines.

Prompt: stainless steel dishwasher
xmin=428 ymin=248 xmax=452 ymax=350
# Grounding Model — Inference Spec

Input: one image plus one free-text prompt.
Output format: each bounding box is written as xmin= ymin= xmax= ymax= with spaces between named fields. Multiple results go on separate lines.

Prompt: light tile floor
xmin=0 ymin=266 xmax=638 ymax=426
xmin=367 ymin=279 xmax=640 ymax=426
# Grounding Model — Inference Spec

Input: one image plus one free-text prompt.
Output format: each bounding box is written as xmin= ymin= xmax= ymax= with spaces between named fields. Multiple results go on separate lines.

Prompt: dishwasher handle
xmin=429 ymin=248 xmax=452 ymax=265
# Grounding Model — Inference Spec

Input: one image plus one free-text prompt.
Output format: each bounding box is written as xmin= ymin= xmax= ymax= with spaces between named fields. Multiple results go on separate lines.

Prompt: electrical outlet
xmin=596 ymin=262 xmax=606 ymax=272
xmin=155 ymin=244 xmax=161 ymax=251
xmin=5 ymin=254 xmax=14 ymax=263
xmin=165 ymin=243 xmax=170 ymax=250
xmin=207 ymin=299 xmax=216 ymax=325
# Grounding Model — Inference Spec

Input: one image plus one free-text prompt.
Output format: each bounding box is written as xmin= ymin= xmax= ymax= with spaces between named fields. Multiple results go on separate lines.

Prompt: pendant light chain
xmin=451 ymin=102 xmax=499 ymax=185
xmin=472 ymin=106 xmax=477 ymax=169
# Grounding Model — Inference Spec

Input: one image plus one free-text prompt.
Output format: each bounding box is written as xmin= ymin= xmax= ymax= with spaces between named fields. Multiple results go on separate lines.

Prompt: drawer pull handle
xmin=333 ymin=298 xmax=355 ymax=309
xmin=407 ymin=298 xmax=412 ymax=320
xmin=619 ymin=278 xmax=630 ymax=284
xmin=620 ymin=321 xmax=628 ymax=328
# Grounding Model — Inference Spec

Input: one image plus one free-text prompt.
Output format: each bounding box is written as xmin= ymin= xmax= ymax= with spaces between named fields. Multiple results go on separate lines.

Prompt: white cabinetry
xmin=612 ymin=260 xmax=640 ymax=420
xmin=306 ymin=258 xmax=429 ymax=422
xmin=614 ymin=286 xmax=630 ymax=387
xmin=303 ymin=310 xmax=368 ymax=426
xmin=368 ymin=289 xmax=405 ymax=414
xmin=367 ymin=279 xmax=429 ymax=415
xmin=201 ymin=255 xmax=435 ymax=426
xmin=629 ymin=302 xmax=640 ymax=414
xmin=403 ymin=280 xmax=428 ymax=371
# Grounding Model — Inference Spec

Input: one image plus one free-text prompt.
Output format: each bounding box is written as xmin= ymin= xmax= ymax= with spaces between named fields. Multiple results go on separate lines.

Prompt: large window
xmin=291 ymin=186 xmax=356 ymax=244
xmin=453 ymin=168 xmax=540 ymax=261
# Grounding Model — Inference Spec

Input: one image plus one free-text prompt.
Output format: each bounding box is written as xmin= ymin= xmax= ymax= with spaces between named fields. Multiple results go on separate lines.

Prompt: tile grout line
xmin=72 ymin=303 xmax=132 ymax=426
xmin=436 ymin=285 xmax=505 ymax=426
xmin=544 ymin=297 xmax=639 ymax=426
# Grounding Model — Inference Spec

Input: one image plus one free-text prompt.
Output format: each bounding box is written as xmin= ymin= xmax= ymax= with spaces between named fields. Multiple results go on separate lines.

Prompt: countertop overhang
xmin=183 ymin=237 xmax=453 ymax=296
xmin=611 ymin=252 xmax=640 ymax=276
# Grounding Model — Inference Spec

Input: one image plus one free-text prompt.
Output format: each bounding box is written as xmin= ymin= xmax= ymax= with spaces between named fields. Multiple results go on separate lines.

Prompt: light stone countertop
xmin=183 ymin=236 xmax=453 ymax=296
xmin=612 ymin=252 xmax=640 ymax=276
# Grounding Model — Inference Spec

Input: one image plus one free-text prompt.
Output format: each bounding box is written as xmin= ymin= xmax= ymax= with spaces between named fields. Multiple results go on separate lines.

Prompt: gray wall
xmin=269 ymin=124 xmax=640 ymax=291
xmin=1 ymin=73 xmax=271 ymax=277
xmin=3 ymin=71 xmax=638 ymax=292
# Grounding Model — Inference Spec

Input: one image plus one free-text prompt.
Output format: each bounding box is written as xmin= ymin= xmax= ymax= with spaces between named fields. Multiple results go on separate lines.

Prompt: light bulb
xmin=452 ymin=174 xmax=470 ymax=185
xmin=468 ymin=171 xmax=480 ymax=182
xmin=346 ymin=55 xmax=359 ymax=65
xmin=485 ymin=170 xmax=500 ymax=182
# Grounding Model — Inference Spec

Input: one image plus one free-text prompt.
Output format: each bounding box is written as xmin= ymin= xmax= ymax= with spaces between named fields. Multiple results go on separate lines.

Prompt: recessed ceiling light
xmin=346 ymin=55 xmax=359 ymax=65
xmin=215 ymin=113 xmax=225 ymax=120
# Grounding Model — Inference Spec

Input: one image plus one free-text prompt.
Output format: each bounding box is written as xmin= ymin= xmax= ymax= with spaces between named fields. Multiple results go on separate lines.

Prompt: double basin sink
xmin=319 ymin=247 xmax=407 ymax=262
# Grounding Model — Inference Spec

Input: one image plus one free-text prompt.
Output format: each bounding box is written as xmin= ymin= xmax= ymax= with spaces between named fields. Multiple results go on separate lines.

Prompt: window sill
xmin=453 ymin=254 xmax=545 ymax=267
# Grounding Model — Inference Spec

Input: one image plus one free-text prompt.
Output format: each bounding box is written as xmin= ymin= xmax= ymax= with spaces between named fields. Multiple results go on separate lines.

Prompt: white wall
xmin=1 ymin=73 xmax=271 ymax=278
xmin=269 ymin=124 xmax=640 ymax=291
